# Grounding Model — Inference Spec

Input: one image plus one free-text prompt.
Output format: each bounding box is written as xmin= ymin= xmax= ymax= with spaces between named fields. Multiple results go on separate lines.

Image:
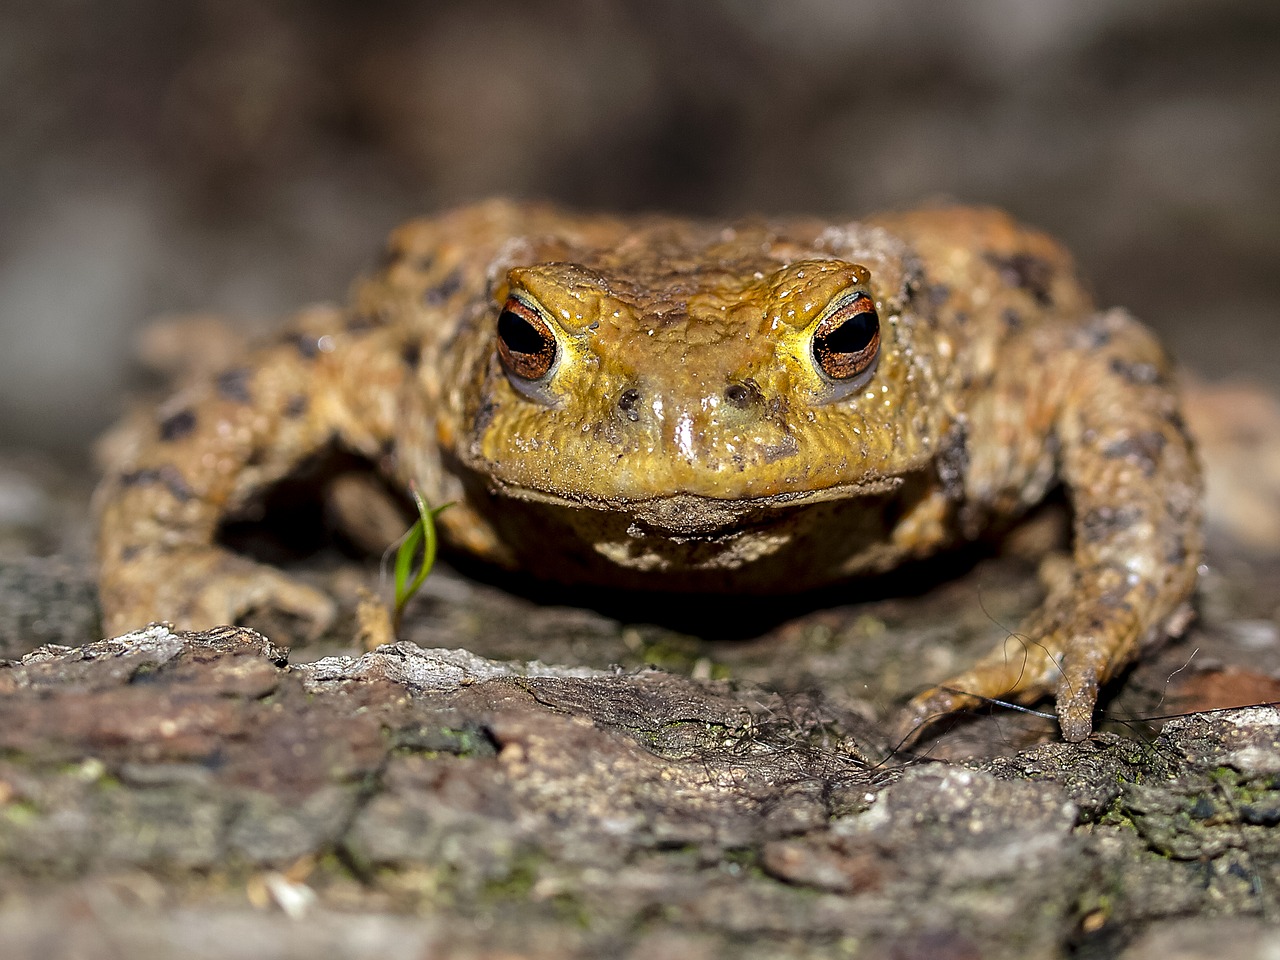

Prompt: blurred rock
xmin=1184 ymin=378 xmax=1280 ymax=552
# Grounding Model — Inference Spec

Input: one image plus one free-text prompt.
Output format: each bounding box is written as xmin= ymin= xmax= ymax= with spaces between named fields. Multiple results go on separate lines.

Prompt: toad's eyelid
xmin=505 ymin=289 xmax=596 ymax=339
xmin=815 ymin=288 xmax=874 ymax=322
xmin=504 ymin=291 xmax=545 ymax=320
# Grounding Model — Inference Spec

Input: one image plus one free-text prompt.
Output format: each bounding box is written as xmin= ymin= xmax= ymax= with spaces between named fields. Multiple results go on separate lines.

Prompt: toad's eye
xmin=497 ymin=296 xmax=558 ymax=382
xmin=812 ymin=292 xmax=880 ymax=382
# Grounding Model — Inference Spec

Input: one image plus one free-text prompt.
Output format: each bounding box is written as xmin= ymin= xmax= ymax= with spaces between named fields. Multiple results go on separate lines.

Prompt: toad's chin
xmin=488 ymin=476 xmax=905 ymax=536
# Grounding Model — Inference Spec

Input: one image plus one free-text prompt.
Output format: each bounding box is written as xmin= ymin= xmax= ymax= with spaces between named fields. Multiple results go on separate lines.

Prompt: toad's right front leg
xmin=94 ymin=306 xmax=411 ymax=637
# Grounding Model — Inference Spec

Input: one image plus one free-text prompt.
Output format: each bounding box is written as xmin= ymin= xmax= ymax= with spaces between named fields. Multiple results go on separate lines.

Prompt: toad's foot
xmin=98 ymin=546 xmax=336 ymax=640
xmin=897 ymin=587 xmax=1195 ymax=744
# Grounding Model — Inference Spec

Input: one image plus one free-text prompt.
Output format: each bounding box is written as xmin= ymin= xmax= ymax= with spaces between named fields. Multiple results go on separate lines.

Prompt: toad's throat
xmin=489 ymin=476 xmax=905 ymax=535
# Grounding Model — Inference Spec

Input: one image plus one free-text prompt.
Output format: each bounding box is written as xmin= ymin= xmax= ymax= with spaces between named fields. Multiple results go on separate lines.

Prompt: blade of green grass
xmin=391 ymin=484 xmax=452 ymax=634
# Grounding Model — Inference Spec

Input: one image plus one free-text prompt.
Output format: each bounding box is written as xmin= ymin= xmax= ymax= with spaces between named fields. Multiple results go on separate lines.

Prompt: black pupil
xmin=498 ymin=309 xmax=547 ymax=355
xmin=817 ymin=311 xmax=877 ymax=355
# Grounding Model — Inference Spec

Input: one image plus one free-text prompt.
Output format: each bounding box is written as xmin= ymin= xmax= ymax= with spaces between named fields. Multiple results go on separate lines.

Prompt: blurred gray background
xmin=2 ymin=0 xmax=1277 ymax=459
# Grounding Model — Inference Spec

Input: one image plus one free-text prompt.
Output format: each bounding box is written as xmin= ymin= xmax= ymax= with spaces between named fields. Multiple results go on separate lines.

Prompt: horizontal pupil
xmin=498 ymin=309 xmax=549 ymax=355
xmin=817 ymin=310 xmax=877 ymax=354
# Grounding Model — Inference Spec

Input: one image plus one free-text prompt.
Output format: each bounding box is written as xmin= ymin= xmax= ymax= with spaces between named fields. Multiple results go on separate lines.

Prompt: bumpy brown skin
xmin=95 ymin=201 xmax=1203 ymax=742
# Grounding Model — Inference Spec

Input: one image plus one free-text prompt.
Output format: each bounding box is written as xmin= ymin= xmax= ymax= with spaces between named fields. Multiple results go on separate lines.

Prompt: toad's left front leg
xmin=906 ymin=309 xmax=1204 ymax=742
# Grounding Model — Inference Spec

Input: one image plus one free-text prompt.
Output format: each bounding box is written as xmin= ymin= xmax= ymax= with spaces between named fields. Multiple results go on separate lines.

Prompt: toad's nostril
xmin=723 ymin=380 xmax=762 ymax=409
xmin=618 ymin=388 xmax=642 ymax=422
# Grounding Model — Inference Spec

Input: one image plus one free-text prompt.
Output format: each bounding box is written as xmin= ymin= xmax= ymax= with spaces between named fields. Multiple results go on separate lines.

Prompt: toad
xmin=94 ymin=201 xmax=1202 ymax=741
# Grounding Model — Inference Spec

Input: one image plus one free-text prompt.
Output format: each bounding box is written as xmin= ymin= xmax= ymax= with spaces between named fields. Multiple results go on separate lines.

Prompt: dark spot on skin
xmin=290 ymin=333 xmax=321 ymax=359
xmin=617 ymin=389 xmax=642 ymax=422
xmin=985 ymin=252 xmax=1056 ymax=305
xmin=381 ymin=246 xmax=433 ymax=272
xmin=900 ymin=256 xmax=926 ymax=303
xmin=1109 ymin=357 xmax=1162 ymax=386
xmin=346 ymin=313 xmax=380 ymax=333
xmin=1165 ymin=535 xmax=1189 ymax=566
xmin=1080 ymin=316 xmax=1113 ymax=348
xmin=283 ymin=394 xmax=308 ymax=418
xmin=1165 ymin=483 xmax=1199 ymax=525
xmin=1080 ymin=506 xmax=1142 ymax=543
xmin=926 ymin=283 xmax=951 ymax=308
xmin=401 ymin=341 xmax=422 ymax=369
xmin=724 ymin=379 xmax=762 ymax=410
xmin=119 ymin=465 xmax=195 ymax=502
xmin=953 ymin=310 xmax=969 ymax=327
xmin=160 ymin=467 xmax=195 ymax=502
xmin=1002 ymin=308 xmax=1022 ymax=330
xmin=473 ymin=400 xmax=498 ymax=434
xmin=1164 ymin=408 xmax=1189 ymax=436
xmin=423 ymin=269 xmax=463 ymax=307
xmin=158 ymin=408 xmax=197 ymax=442
xmin=761 ymin=435 xmax=799 ymax=464
xmin=378 ymin=240 xmax=418 ymax=269
xmin=215 ymin=367 xmax=252 ymax=405
xmin=936 ymin=420 xmax=969 ymax=501
xmin=119 ymin=544 xmax=143 ymax=562
xmin=1103 ymin=430 xmax=1167 ymax=477
xmin=1093 ymin=589 xmax=1136 ymax=614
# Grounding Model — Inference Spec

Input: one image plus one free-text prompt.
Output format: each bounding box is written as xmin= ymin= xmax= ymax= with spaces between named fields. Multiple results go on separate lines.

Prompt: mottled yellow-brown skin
xmin=94 ymin=201 xmax=1203 ymax=741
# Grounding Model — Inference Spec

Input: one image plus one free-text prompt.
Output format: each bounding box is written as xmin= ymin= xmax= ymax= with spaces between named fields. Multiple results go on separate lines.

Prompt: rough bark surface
xmin=0 ymin=620 xmax=1278 ymax=959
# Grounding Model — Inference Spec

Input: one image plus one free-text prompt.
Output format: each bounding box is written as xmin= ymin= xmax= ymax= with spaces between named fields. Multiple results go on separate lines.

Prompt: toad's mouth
xmin=489 ymin=476 xmax=905 ymax=536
